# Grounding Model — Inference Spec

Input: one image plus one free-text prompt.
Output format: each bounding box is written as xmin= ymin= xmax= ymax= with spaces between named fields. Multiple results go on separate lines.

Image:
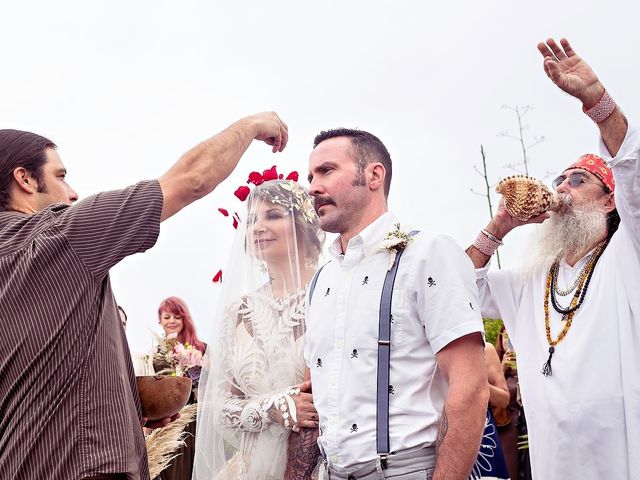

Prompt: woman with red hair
xmin=154 ymin=296 xmax=206 ymax=480
xmin=157 ymin=296 xmax=206 ymax=354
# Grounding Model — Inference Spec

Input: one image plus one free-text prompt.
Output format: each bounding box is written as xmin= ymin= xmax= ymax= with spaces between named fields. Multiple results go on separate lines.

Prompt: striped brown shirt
xmin=0 ymin=180 xmax=163 ymax=480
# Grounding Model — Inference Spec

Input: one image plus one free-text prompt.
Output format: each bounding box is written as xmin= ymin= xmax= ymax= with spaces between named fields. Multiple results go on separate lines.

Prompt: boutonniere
xmin=379 ymin=223 xmax=413 ymax=270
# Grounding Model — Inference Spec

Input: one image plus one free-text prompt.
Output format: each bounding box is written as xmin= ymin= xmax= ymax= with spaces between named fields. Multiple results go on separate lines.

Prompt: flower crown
xmin=212 ymin=165 xmax=316 ymax=283
xmin=232 ymin=166 xmax=315 ymax=225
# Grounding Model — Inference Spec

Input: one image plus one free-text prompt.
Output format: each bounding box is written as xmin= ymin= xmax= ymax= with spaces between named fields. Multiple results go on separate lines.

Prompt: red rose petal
xmin=212 ymin=270 xmax=222 ymax=283
xmin=262 ymin=165 xmax=278 ymax=181
xmin=232 ymin=217 xmax=239 ymax=229
xmin=234 ymin=186 xmax=250 ymax=201
xmin=218 ymin=208 xmax=229 ymax=216
xmin=247 ymin=171 xmax=264 ymax=186
xmin=286 ymin=171 xmax=299 ymax=181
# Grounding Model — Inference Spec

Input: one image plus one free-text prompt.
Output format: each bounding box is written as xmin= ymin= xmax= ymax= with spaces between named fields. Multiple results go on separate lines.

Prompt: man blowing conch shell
xmin=467 ymin=38 xmax=640 ymax=480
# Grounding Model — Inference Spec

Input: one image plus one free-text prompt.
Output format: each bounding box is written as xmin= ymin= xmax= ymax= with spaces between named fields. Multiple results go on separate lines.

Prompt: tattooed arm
xmin=284 ymin=367 xmax=320 ymax=479
xmin=284 ymin=428 xmax=320 ymax=480
xmin=434 ymin=408 xmax=448 ymax=455
xmin=432 ymin=333 xmax=488 ymax=480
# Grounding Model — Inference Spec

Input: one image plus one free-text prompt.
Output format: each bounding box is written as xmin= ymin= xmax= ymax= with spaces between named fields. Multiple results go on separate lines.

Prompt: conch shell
xmin=495 ymin=175 xmax=560 ymax=221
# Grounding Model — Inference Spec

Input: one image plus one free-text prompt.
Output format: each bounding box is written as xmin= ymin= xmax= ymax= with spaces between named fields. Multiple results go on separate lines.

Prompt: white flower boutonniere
xmin=380 ymin=223 xmax=413 ymax=271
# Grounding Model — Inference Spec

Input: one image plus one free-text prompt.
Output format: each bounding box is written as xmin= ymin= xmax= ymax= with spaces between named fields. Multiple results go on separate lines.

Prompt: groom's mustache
xmin=313 ymin=195 xmax=335 ymax=212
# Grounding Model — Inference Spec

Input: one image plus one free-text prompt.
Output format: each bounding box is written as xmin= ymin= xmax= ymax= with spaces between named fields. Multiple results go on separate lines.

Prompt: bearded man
xmin=467 ymin=38 xmax=640 ymax=479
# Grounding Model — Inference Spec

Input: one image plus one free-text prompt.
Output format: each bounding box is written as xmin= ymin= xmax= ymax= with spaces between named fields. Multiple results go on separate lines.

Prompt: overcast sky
xmin=3 ymin=0 xmax=639 ymax=354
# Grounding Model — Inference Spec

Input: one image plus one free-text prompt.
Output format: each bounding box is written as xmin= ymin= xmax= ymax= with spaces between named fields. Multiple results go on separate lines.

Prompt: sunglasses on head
xmin=551 ymin=171 xmax=601 ymax=191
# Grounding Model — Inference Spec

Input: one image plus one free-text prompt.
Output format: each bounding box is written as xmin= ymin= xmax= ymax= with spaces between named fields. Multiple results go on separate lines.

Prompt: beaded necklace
xmin=542 ymin=238 xmax=609 ymax=376
xmin=553 ymin=254 xmax=594 ymax=296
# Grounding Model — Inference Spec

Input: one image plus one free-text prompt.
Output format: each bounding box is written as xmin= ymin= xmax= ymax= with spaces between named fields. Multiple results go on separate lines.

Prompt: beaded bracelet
xmin=481 ymin=229 xmax=503 ymax=245
xmin=473 ymin=230 xmax=502 ymax=257
xmin=583 ymin=90 xmax=616 ymax=124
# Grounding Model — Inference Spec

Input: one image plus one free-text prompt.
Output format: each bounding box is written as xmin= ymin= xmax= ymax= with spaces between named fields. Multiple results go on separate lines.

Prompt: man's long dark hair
xmin=607 ymin=209 xmax=620 ymax=238
xmin=0 ymin=129 xmax=56 ymax=210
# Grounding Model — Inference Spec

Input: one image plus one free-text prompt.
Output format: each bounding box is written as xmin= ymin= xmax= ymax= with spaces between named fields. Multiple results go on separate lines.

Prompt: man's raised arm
xmin=466 ymin=198 xmax=548 ymax=269
xmin=159 ymin=111 xmax=288 ymax=221
xmin=537 ymin=38 xmax=628 ymax=156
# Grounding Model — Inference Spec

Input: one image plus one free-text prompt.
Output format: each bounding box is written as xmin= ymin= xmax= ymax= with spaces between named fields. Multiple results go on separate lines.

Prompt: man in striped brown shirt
xmin=0 ymin=112 xmax=288 ymax=480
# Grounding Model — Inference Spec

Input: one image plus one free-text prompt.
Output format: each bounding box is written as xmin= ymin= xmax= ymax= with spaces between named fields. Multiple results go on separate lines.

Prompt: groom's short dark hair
xmin=313 ymin=128 xmax=392 ymax=198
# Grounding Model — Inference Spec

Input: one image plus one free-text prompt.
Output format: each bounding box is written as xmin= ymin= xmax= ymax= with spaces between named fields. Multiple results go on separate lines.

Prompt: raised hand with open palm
xmin=537 ymin=37 xmax=604 ymax=109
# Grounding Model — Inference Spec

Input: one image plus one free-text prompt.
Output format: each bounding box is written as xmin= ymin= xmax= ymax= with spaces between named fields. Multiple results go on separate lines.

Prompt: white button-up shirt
xmin=475 ymin=125 xmax=640 ymax=480
xmin=305 ymin=212 xmax=484 ymax=472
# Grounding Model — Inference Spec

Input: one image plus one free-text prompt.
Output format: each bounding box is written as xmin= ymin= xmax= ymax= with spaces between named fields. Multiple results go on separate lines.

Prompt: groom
xmin=304 ymin=128 xmax=488 ymax=479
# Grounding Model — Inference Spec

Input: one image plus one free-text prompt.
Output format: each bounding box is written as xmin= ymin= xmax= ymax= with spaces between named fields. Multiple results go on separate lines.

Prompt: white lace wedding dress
xmin=196 ymin=289 xmax=307 ymax=480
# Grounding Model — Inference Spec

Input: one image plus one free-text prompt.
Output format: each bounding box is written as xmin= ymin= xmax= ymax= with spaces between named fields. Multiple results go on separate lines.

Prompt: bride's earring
xmin=258 ymin=261 xmax=274 ymax=283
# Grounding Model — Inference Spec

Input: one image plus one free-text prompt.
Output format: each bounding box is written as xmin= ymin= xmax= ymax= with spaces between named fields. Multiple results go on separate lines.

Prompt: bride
xmin=193 ymin=178 xmax=324 ymax=480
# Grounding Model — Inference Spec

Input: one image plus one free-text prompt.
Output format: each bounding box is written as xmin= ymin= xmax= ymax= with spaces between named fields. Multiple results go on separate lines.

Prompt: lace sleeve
xmin=220 ymin=385 xmax=301 ymax=433
xmin=220 ymin=386 xmax=270 ymax=432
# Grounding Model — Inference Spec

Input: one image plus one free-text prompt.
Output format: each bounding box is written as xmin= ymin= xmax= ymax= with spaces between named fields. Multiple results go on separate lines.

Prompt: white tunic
xmin=305 ymin=212 xmax=484 ymax=474
xmin=476 ymin=125 xmax=640 ymax=480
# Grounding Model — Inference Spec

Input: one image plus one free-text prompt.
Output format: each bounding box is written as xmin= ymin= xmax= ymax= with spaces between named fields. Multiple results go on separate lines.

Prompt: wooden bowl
xmin=136 ymin=375 xmax=192 ymax=421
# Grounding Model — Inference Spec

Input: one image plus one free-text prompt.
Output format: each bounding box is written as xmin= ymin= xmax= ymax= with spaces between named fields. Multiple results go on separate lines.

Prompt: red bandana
xmin=564 ymin=153 xmax=615 ymax=192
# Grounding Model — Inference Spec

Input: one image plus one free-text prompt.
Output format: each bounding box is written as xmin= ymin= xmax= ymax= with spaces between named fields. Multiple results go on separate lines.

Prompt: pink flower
xmin=172 ymin=343 xmax=203 ymax=368
xmin=173 ymin=342 xmax=187 ymax=356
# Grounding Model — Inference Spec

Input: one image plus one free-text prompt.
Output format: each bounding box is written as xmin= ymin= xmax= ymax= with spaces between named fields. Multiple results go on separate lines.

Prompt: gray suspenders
xmin=308 ymin=231 xmax=418 ymax=469
xmin=308 ymin=262 xmax=327 ymax=305
xmin=375 ymin=232 xmax=418 ymax=465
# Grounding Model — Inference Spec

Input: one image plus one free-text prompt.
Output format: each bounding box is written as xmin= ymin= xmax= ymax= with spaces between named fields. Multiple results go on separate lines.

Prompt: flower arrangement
xmin=149 ymin=333 xmax=204 ymax=387
xmin=379 ymin=223 xmax=414 ymax=270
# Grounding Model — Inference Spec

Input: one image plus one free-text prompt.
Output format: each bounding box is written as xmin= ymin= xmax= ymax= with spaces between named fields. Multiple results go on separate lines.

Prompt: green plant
xmin=483 ymin=318 xmax=503 ymax=346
